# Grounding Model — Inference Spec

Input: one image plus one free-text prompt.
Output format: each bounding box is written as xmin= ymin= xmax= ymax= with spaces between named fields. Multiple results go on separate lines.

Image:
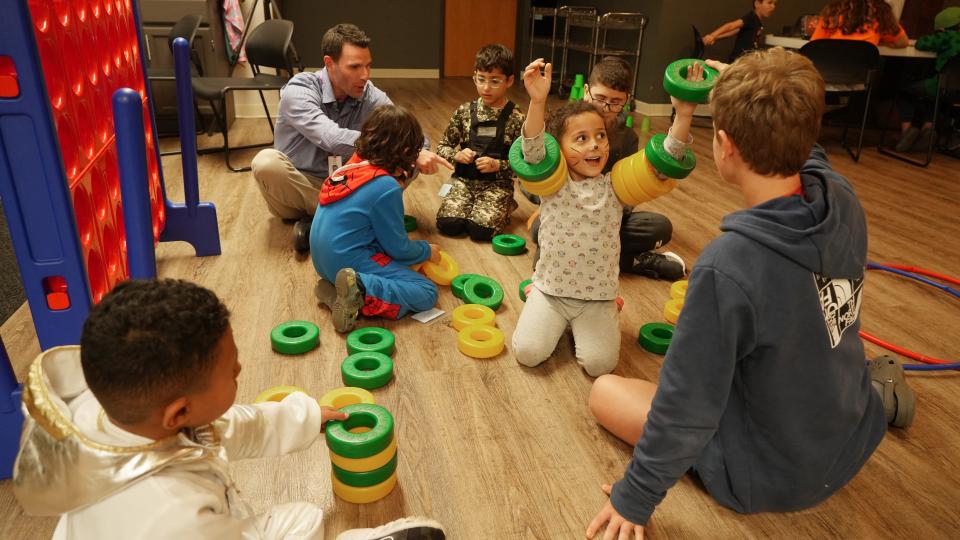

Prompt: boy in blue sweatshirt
xmin=585 ymin=48 xmax=896 ymax=538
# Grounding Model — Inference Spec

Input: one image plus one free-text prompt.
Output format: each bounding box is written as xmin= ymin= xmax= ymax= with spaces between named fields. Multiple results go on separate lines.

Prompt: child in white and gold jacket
xmin=13 ymin=279 xmax=444 ymax=540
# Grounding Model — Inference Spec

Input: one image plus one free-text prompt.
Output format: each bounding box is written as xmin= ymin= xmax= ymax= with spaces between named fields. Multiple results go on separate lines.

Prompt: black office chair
xmin=691 ymin=25 xmax=705 ymax=59
xmin=800 ymin=39 xmax=881 ymax=162
xmin=878 ymin=55 xmax=960 ymax=167
xmin=147 ymin=14 xmax=204 ymax=156
xmin=191 ymin=19 xmax=303 ymax=172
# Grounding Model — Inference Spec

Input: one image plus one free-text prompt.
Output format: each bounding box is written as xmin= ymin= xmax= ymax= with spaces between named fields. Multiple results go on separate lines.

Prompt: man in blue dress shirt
xmin=251 ymin=23 xmax=449 ymax=251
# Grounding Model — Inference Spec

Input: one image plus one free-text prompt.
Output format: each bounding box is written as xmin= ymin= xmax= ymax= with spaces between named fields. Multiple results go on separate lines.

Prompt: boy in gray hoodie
xmin=585 ymin=48 xmax=894 ymax=538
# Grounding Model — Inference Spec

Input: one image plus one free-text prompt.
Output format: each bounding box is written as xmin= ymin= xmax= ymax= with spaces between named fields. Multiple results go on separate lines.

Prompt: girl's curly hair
xmin=818 ymin=0 xmax=900 ymax=36
xmin=355 ymin=105 xmax=423 ymax=175
xmin=546 ymin=100 xmax=604 ymax=141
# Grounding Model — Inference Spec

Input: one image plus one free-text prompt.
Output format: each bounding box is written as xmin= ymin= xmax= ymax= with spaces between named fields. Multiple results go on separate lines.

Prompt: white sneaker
xmin=335 ymin=516 xmax=445 ymax=540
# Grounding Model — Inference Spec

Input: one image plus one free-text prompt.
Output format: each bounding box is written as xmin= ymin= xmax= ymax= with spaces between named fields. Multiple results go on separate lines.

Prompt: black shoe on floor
xmin=625 ymin=251 xmax=686 ymax=281
xmin=293 ymin=217 xmax=311 ymax=253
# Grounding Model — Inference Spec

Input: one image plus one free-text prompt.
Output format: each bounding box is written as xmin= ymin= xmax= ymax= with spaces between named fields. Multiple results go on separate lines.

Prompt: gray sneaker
xmin=332 ymin=268 xmax=364 ymax=333
xmin=314 ymin=278 xmax=336 ymax=307
xmin=868 ymin=355 xmax=915 ymax=428
xmin=334 ymin=517 xmax=446 ymax=540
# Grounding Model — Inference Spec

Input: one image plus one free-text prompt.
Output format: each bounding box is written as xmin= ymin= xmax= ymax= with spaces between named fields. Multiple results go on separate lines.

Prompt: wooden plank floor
xmin=1 ymin=78 xmax=959 ymax=539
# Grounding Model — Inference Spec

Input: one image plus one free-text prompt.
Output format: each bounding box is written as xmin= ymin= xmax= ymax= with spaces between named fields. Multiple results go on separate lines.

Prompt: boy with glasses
xmin=435 ymin=44 xmax=526 ymax=241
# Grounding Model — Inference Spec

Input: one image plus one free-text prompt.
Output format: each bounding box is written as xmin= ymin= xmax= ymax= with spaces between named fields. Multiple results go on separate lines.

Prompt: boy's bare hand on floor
xmin=586 ymin=484 xmax=644 ymax=540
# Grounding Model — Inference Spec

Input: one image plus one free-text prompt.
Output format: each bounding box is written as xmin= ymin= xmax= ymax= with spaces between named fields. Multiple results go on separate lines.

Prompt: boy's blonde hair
xmin=711 ymin=48 xmax=825 ymax=177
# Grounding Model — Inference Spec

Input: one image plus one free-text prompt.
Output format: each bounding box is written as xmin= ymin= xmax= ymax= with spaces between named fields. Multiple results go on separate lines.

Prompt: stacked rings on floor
xmin=509 ymin=134 xmax=567 ymax=197
xmin=270 ymin=321 xmax=320 ymax=355
xmin=326 ymin=403 xmax=398 ymax=503
xmin=670 ymin=279 xmax=688 ymax=300
xmin=346 ymin=327 xmax=396 ymax=356
xmin=452 ymin=304 xmax=496 ymax=331
xmin=420 ymin=250 xmax=460 ymax=286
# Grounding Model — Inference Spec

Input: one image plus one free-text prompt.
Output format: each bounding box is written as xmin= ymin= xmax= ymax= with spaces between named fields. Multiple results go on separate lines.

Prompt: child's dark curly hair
xmin=80 ymin=279 xmax=231 ymax=424
xmin=355 ymin=105 xmax=424 ymax=176
xmin=546 ymin=100 xmax=605 ymax=141
xmin=474 ymin=44 xmax=514 ymax=76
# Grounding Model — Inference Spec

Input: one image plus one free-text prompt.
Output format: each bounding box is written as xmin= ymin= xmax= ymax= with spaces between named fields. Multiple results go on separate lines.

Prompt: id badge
xmin=327 ymin=155 xmax=343 ymax=177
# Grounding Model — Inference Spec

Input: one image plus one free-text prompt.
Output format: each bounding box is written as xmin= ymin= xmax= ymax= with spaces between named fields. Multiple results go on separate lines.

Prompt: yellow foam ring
xmin=452 ymin=304 xmax=496 ymax=331
xmin=349 ymin=426 xmax=372 ymax=434
xmin=410 ymin=262 xmax=423 ymax=272
xmin=330 ymin=436 xmax=398 ymax=472
xmin=670 ymin=280 xmax=688 ymax=300
xmin=318 ymin=387 xmax=376 ymax=410
xmin=422 ymin=250 xmax=460 ymax=286
xmin=610 ymin=162 xmax=642 ymax=206
xmin=254 ymin=385 xmax=307 ymax=404
xmin=664 ymin=298 xmax=685 ymax=325
xmin=635 ymin=150 xmax=678 ymax=199
xmin=521 ymin=158 xmax=567 ymax=196
xmin=331 ymin=470 xmax=398 ymax=504
xmin=621 ymin=153 xmax=657 ymax=203
xmin=457 ymin=324 xmax=505 ymax=359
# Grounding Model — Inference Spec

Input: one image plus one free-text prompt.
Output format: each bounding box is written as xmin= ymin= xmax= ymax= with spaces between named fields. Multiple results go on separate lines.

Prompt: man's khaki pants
xmin=251 ymin=149 xmax=325 ymax=219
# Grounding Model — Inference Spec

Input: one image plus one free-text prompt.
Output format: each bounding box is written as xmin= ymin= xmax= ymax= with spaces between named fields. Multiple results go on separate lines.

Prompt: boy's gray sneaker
xmin=625 ymin=251 xmax=686 ymax=281
xmin=895 ymin=126 xmax=921 ymax=152
xmin=868 ymin=355 xmax=915 ymax=428
xmin=332 ymin=268 xmax=364 ymax=333
xmin=314 ymin=278 xmax=336 ymax=307
xmin=335 ymin=517 xmax=446 ymax=540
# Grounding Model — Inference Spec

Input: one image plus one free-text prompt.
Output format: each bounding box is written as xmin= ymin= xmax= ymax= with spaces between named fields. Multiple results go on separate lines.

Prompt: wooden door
xmin=443 ymin=0 xmax=518 ymax=77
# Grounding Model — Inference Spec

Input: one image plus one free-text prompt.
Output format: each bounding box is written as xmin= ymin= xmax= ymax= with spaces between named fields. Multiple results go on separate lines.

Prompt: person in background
xmin=810 ymin=0 xmax=909 ymax=47
xmin=703 ymin=0 xmax=778 ymax=62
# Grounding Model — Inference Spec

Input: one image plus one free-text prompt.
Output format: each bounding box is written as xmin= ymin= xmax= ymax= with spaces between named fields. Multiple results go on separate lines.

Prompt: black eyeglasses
xmin=586 ymin=87 xmax=627 ymax=113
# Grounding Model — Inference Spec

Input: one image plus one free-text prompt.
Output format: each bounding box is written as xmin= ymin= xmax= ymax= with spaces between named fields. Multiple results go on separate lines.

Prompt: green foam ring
xmin=662 ymin=58 xmax=719 ymax=104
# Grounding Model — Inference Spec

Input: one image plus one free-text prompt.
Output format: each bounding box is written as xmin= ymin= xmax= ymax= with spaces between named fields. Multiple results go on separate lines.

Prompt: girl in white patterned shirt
xmin=511 ymin=59 xmax=696 ymax=376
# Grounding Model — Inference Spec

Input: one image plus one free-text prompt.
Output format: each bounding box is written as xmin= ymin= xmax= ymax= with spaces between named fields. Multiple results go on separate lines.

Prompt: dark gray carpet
xmin=0 ymin=204 xmax=25 ymax=323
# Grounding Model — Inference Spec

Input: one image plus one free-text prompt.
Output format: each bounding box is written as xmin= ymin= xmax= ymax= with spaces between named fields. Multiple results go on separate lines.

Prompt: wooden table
xmin=765 ymin=35 xmax=935 ymax=59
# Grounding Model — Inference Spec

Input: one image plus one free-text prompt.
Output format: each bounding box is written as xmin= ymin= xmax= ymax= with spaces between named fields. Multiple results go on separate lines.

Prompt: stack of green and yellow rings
xmin=326 ymin=403 xmax=398 ymax=503
xmin=610 ymin=149 xmax=679 ymax=206
xmin=508 ymin=134 xmax=567 ymax=197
